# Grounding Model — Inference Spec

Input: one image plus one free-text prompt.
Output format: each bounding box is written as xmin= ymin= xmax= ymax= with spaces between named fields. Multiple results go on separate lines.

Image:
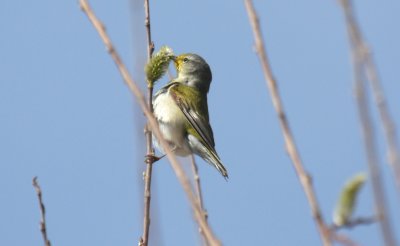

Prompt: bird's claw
xmin=144 ymin=154 xmax=164 ymax=164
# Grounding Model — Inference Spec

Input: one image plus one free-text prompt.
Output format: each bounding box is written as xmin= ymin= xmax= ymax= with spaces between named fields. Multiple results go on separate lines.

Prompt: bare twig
xmin=331 ymin=216 xmax=377 ymax=230
xmin=144 ymin=0 xmax=154 ymax=59
xmin=365 ymin=52 xmax=400 ymax=193
xmin=141 ymin=0 xmax=155 ymax=245
xmin=339 ymin=1 xmax=397 ymax=245
xmin=32 ymin=177 xmax=51 ymax=246
xmin=141 ymin=129 xmax=154 ymax=246
xmin=330 ymin=232 xmax=360 ymax=246
xmin=190 ymin=155 xmax=208 ymax=245
xmin=340 ymin=0 xmax=400 ymax=193
xmin=79 ymin=1 xmax=220 ymax=245
xmin=191 ymin=155 xmax=206 ymax=216
xmin=243 ymin=1 xmax=331 ymax=245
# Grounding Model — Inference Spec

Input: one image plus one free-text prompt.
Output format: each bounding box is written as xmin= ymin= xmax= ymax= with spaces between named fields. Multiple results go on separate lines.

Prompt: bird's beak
xmin=171 ymin=56 xmax=181 ymax=71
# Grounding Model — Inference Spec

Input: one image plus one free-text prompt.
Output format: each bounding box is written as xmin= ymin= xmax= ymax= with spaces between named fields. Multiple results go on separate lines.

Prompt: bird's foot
xmin=144 ymin=153 xmax=165 ymax=164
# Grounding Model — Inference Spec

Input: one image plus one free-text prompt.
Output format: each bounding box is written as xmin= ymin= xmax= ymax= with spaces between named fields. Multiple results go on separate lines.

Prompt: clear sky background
xmin=1 ymin=0 xmax=400 ymax=245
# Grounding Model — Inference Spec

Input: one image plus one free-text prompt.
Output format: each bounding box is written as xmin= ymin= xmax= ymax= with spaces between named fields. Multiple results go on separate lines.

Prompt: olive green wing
xmin=168 ymin=83 xmax=216 ymax=150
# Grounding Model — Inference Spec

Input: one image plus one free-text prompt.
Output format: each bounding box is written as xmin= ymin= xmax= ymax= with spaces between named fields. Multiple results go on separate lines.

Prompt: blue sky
xmin=1 ymin=0 xmax=400 ymax=245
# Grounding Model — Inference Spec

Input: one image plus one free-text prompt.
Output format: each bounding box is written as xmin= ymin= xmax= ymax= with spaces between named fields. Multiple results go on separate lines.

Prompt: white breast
xmin=153 ymin=92 xmax=184 ymax=124
xmin=153 ymin=92 xmax=191 ymax=156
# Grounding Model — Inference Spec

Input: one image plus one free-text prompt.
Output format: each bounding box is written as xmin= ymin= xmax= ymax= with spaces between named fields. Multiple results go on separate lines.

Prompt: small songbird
xmin=152 ymin=53 xmax=228 ymax=178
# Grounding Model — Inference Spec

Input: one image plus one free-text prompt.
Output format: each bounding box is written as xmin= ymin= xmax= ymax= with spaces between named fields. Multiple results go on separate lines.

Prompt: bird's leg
xmin=144 ymin=123 xmax=164 ymax=164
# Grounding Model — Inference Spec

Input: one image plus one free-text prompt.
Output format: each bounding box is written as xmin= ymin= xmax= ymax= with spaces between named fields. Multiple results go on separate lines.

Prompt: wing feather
xmin=168 ymin=83 xmax=216 ymax=152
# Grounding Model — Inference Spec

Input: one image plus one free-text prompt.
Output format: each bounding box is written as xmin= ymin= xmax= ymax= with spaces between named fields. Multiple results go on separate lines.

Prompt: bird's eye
xmin=183 ymin=57 xmax=189 ymax=63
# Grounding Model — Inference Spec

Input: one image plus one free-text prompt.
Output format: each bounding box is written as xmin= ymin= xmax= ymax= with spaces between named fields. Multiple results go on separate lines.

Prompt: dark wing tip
xmin=219 ymin=166 xmax=229 ymax=180
xmin=223 ymin=173 xmax=229 ymax=181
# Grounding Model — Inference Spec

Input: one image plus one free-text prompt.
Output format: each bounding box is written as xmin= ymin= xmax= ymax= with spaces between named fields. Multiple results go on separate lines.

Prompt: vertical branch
xmin=141 ymin=0 xmax=155 ymax=245
xmin=360 ymin=19 xmax=400 ymax=194
xmin=144 ymin=0 xmax=154 ymax=59
xmin=32 ymin=177 xmax=51 ymax=246
xmin=142 ymin=133 xmax=153 ymax=246
xmin=190 ymin=155 xmax=208 ymax=245
xmin=366 ymin=54 xmax=400 ymax=192
xmin=339 ymin=1 xmax=397 ymax=245
xmin=79 ymin=1 xmax=221 ymax=245
xmin=191 ymin=155 xmax=206 ymax=216
xmin=243 ymin=1 xmax=331 ymax=245
xmin=337 ymin=0 xmax=400 ymax=197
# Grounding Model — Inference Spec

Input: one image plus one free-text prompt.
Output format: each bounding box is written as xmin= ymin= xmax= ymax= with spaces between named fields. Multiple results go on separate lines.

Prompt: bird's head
xmin=173 ymin=53 xmax=212 ymax=93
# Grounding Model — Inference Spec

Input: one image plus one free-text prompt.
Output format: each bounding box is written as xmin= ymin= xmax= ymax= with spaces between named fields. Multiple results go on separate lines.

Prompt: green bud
xmin=333 ymin=173 xmax=367 ymax=226
xmin=145 ymin=46 xmax=174 ymax=86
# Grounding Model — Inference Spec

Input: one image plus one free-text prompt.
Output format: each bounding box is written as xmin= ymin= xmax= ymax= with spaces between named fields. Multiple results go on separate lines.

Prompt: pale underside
xmin=153 ymin=91 xmax=192 ymax=156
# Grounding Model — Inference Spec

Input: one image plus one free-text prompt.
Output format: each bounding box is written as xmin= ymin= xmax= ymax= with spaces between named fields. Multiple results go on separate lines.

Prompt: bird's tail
xmin=188 ymin=135 xmax=229 ymax=179
xmin=202 ymin=149 xmax=229 ymax=179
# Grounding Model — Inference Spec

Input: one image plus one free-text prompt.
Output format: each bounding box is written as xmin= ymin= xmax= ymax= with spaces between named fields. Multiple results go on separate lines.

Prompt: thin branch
xmin=191 ymin=155 xmax=206 ymax=216
xmin=144 ymin=0 xmax=154 ymax=59
xmin=243 ymin=1 xmax=331 ymax=245
xmin=32 ymin=177 xmax=51 ymax=246
xmin=331 ymin=216 xmax=377 ymax=230
xmin=364 ymin=51 xmax=400 ymax=193
xmin=141 ymin=129 xmax=153 ymax=246
xmin=79 ymin=1 xmax=220 ymax=245
xmin=339 ymin=0 xmax=400 ymax=193
xmin=339 ymin=1 xmax=397 ymax=245
xmin=330 ymin=232 xmax=360 ymax=246
xmin=190 ymin=154 xmax=208 ymax=245
xmin=141 ymin=0 xmax=155 ymax=245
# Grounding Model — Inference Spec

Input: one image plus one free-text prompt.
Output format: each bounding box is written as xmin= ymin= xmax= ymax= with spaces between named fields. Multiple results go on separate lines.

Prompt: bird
xmin=152 ymin=53 xmax=228 ymax=178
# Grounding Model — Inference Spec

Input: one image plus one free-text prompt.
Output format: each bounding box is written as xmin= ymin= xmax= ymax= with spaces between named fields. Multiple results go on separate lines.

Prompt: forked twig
xmin=339 ymin=1 xmax=397 ymax=245
xmin=243 ymin=1 xmax=331 ymax=245
xmin=340 ymin=1 xmax=400 ymax=194
xmin=79 ymin=1 xmax=220 ymax=245
xmin=32 ymin=177 xmax=51 ymax=246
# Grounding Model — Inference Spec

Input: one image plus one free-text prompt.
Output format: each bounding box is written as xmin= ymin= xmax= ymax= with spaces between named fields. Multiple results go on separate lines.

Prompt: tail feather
xmin=188 ymin=134 xmax=228 ymax=179
xmin=203 ymin=149 xmax=229 ymax=179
